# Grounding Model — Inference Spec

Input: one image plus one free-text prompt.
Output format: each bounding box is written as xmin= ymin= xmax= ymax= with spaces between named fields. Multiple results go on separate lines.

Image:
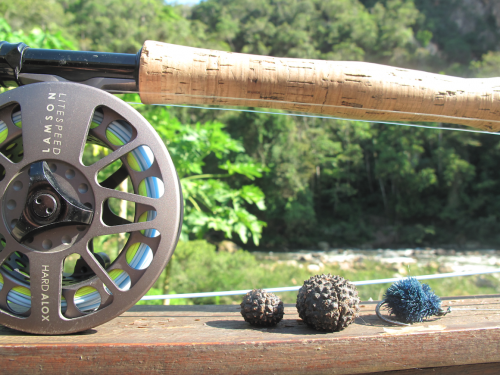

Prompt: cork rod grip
xmin=139 ymin=40 xmax=500 ymax=131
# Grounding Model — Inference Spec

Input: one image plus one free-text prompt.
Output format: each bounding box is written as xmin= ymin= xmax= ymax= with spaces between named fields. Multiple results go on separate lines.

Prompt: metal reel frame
xmin=0 ymin=82 xmax=182 ymax=334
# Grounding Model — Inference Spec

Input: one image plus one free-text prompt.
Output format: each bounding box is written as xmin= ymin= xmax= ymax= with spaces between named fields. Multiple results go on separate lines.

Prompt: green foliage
xmin=470 ymin=51 xmax=500 ymax=78
xmin=127 ymin=99 xmax=267 ymax=245
xmin=61 ymin=0 xmax=193 ymax=52
xmin=219 ymin=102 xmax=500 ymax=248
xmin=0 ymin=0 xmax=71 ymax=37
xmin=191 ymin=0 xmax=421 ymax=64
xmin=163 ymin=240 xmax=264 ymax=304
xmin=416 ymin=29 xmax=432 ymax=47
xmin=0 ymin=17 xmax=76 ymax=50
xmin=410 ymin=0 xmax=500 ymax=74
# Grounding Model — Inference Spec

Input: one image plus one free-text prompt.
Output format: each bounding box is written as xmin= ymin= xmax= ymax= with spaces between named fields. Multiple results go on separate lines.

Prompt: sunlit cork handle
xmin=139 ymin=40 xmax=500 ymax=131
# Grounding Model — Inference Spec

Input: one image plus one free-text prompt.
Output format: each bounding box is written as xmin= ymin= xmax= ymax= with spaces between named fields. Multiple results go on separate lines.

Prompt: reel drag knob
xmin=11 ymin=161 xmax=93 ymax=243
xmin=0 ymin=82 xmax=182 ymax=334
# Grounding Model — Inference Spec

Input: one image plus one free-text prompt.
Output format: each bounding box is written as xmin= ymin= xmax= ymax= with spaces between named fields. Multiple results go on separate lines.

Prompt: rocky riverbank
xmin=252 ymin=248 xmax=500 ymax=277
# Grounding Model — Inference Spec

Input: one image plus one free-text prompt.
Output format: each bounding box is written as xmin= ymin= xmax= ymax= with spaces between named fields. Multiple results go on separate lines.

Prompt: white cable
xmin=126 ymin=102 xmax=500 ymax=136
xmin=121 ymin=88 xmax=500 ymax=128
xmin=140 ymin=267 xmax=500 ymax=300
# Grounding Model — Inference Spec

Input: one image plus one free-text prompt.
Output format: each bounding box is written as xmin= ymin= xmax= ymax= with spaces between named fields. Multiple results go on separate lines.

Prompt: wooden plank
xmin=0 ymin=295 xmax=499 ymax=374
xmin=361 ymin=362 xmax=500 ymax=375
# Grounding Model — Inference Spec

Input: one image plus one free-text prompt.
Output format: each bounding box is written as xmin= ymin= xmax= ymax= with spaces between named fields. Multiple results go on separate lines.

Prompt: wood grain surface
xmin=0 ymin=295 xmax=499 ymax=374
xmin=361 ymin=362 xmax=500 ymax=375
xmin=139 ymin=41 xmax=500 ymax=131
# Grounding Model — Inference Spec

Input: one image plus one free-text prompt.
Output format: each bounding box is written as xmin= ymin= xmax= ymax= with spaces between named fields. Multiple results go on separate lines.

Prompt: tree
xmin=0 ymin=0 xmax=72 ymax=36
xmin=60 ymin=0 xmax=226 ymax=52
xmin=191 ymin=0 xmax=421 ymax=64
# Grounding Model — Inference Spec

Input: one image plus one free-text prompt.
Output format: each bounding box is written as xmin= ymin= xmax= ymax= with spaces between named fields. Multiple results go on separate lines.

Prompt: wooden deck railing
xmin=0 ymin=295 xmax=499 ymax=374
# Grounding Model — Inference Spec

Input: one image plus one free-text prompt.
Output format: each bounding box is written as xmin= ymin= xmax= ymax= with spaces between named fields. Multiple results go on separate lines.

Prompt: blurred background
xmin=2 ymin=0 xmax=500 ymax=303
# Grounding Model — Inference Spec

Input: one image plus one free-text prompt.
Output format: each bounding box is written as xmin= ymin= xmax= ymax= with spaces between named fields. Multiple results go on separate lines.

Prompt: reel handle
xmin=139 ymin=40 xmax=500 ymax=131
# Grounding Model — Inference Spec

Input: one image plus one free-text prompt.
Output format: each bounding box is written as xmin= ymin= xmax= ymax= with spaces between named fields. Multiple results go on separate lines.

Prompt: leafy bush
xmin=0 ymin=17 xmax=76 ymax=50
xmin=129 ymin=100 xmax=268 ymax=245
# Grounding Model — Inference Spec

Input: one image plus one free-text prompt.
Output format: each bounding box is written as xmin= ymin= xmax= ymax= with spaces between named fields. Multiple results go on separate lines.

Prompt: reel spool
xmin=0 ymin=82 xmax=182 ymax=334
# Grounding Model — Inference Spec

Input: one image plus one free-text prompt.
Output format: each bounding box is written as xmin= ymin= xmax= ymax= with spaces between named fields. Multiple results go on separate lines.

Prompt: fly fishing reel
xmin=0 ymin=82 xmax=182 ymax=334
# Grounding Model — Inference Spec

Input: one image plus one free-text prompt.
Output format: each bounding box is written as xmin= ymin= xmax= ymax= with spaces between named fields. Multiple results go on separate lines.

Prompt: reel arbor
xmin=0 ymin=82 xmax=182 ymax=334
